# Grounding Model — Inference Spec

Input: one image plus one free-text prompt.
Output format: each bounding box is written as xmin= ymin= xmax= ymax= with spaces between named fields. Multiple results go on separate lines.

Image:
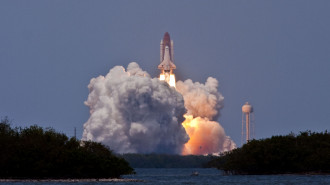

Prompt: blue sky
xmin=1 ymin=0 xmax=329 ymax=146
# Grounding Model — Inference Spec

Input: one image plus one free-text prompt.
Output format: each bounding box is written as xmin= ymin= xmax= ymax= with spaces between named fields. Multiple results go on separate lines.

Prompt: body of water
xmin=1 ymin=168 xmax=330 ymax=185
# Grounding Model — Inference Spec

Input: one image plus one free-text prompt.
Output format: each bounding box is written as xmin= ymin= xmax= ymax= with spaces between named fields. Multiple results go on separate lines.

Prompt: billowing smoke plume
xmin=82 ymin=62 xmax=236 ymax=154
xmin=82 ymin=62 xmax=189 ymax=154
xmin=176 ymin=78 xmax=223 ymax=120
xmin=176 ymin=79 xmax=236 ymax=155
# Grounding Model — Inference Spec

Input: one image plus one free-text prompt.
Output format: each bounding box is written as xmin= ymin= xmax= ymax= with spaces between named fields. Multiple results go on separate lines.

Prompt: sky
xmin=1 ymin=0 xmax=329 ymax=146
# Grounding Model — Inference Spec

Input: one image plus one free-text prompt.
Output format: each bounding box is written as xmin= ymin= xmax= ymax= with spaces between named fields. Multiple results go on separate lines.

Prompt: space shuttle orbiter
xmin=158 ymin=32 xmax=176 ymax=73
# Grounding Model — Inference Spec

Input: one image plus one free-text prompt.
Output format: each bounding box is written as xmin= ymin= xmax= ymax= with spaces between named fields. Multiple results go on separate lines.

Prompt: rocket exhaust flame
xmin=169 ymin=74 xmax=176 ymax=87
xmin=159 ymin=74 xmax=165 ymax=81
xmin=159 ymin=73 xmax=176 ymax=88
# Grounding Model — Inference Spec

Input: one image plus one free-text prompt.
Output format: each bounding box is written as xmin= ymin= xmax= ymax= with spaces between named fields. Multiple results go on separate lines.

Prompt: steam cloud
xmin=82 ymin=62 xmax=236 ymax=154
xmin=176 ymin=78 xmax=223 ymax=120
xmin=82 ymin=62 xmax=188 ymax=154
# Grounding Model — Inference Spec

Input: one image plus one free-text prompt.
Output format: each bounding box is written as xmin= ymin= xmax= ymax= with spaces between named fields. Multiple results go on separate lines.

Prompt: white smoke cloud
xmin=82 ymin=62 xmax=189 ymax=154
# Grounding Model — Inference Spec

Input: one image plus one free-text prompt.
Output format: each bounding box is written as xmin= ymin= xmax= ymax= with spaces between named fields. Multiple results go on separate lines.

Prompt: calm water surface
xmin=1 ymin=168 xmax=330 ymax=185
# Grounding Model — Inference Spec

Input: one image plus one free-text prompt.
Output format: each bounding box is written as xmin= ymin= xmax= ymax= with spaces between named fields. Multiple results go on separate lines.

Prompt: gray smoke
xmin=82 ymin=62 xmax=189 ymax=154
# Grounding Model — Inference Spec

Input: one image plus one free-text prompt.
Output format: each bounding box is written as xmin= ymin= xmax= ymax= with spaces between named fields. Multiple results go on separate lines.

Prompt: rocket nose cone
xmin=163 ymin=32 xmax=170 ymax=41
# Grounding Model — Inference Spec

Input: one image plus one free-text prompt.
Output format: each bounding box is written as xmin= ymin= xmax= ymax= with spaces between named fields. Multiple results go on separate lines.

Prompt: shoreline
xmin=221 ymin=171 xmax=330 ymax=176
xmin=0 ymin=178 xmax=143 ymax=182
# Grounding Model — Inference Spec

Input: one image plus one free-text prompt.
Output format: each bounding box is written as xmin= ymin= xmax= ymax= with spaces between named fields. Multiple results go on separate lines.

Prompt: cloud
xmin=82 ymin=62 xmax=189 ymax=154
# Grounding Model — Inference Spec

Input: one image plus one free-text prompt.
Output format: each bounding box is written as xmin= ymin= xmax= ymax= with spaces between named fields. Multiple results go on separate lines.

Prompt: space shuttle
xmin=158 ymin=32 xmax=176 ymax=73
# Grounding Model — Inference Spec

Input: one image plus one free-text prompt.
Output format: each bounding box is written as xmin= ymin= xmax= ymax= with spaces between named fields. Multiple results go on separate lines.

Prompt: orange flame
xmin=181 ymin=114 xmax=225 ymax=155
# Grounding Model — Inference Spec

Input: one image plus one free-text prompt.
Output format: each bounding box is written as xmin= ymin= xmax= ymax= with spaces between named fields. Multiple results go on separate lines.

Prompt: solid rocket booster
xmin=158 ymin=32 xmax=176 ymax=74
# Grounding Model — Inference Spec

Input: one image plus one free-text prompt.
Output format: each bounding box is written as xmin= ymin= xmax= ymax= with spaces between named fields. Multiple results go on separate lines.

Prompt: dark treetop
xmin=0 ymin=117 xmax=134 ymax=179
xmin=208 ymin=131 xmax=330 ymax=175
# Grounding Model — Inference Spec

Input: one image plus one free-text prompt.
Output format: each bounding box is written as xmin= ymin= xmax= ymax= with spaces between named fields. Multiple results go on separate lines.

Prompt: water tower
xmin=242 ymin=102 xmax=254 ymax=144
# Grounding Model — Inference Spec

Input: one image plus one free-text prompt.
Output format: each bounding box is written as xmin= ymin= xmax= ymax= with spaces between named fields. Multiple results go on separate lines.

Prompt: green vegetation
xmin=208 ymin=131 xmax=330 ymax=175
xmin=0 ymin=117 xmax=134 ymax=179
xmin=121 ymin=153 xmax=214 ymax=168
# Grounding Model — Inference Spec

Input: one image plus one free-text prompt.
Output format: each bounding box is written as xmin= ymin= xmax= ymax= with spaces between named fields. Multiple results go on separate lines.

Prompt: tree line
xmin=0 ymin=117 xmax=134 ymax=179
xmin=208 ymin=131 xmax=330 ymax=174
